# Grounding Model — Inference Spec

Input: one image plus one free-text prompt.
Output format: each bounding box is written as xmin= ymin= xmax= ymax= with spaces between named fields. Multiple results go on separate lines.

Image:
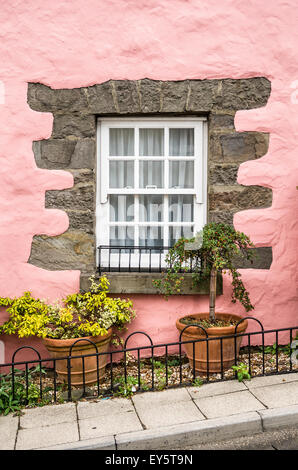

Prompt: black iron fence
xmin=0 ymin=318 xmax=298 ymax=409
xmin=97 ymin=245 xmax=203 ymax=274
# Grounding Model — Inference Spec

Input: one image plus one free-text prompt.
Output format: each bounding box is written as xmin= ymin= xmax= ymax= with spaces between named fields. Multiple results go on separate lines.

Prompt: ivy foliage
xmin=0 ymin=276 xmax=135 ymax=340
xmin=153 ymin=222 xmax=256 ymax=312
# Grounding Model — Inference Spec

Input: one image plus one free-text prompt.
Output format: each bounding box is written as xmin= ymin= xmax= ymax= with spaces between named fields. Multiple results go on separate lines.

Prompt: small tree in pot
xmin=154 ymin=223 xmax=256 ymax=373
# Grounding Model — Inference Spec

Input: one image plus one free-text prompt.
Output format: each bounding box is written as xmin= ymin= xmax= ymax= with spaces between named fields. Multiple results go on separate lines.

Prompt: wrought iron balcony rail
xmin=97 ymin=245 xmax=203 ymax=275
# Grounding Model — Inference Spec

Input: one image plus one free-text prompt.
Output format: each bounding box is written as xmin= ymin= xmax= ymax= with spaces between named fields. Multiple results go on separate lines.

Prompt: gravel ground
xmin=24 ymin=344 xmax=298 ymax=404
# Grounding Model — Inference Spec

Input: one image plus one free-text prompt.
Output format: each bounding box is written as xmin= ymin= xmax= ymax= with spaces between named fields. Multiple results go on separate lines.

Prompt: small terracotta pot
xmin=42 ymin=329 xmax=112 ymax=386
xmin=176 ymin=313 xmax=248 ymax=374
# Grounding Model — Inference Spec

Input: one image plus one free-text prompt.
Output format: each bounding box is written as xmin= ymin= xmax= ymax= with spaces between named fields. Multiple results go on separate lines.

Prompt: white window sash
xmin=96 ymin=118 xmax=208 ymax=268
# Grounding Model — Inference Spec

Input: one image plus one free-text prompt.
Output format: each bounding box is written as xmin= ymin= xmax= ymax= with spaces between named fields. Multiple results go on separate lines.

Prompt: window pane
xmin=139 ymin=161 xmax=164 ymax=188
xmin=169 ymin=195 xmax=193 ymax=222
xmin=109 ymin=161 xmax=134 ymax=188
xmin=139 ymin=129 xmax=164 ymax=156
xmin=110 ymin=195 xmax=134 ymax=222
xmin=139 ymin=226 xmax=164 ymax=248
xmin=169 ymin=128 xmax=194 ymax=156
xmin=109 ymin=128 xmax=134 ymax=156
xmin=110 ymin=226 xmax=134 ymax=246
xmin=169 ymin=226 xmax=194 ymax=246
xmin=169 ymin=161 xmax=194 ymax=188
xmin=139 ymin=195 xmax=163 ymax=222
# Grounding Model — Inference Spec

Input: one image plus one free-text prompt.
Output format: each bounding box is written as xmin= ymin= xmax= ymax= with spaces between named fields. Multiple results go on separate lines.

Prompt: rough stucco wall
xmin=0 ymin=0 xmax=298 ymax=360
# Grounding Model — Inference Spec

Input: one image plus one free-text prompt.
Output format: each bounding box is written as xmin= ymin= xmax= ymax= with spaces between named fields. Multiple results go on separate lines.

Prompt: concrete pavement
xmin=1 ymin=372 xmax=298 ymax=450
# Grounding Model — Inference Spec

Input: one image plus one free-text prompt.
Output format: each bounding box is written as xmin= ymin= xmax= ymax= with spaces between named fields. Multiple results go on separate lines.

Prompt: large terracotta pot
xmin=43 ymin=329 xmax=112 ymax=386
xmin=176 ymin=313 xmax=248 ymax=374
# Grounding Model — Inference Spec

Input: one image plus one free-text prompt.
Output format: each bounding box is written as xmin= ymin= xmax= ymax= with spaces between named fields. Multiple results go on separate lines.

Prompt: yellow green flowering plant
xmin=0 ymin=276 xmax=135 ymax=343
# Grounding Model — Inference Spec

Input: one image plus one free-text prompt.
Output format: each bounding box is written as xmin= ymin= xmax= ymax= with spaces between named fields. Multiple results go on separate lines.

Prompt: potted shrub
xmin=154 ymin=223 xmax=255 ymax=374
xmin=0 ymin=276 xmax=135 ymax=385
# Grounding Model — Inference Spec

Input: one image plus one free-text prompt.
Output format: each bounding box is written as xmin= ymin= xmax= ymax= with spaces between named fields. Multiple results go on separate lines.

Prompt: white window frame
xmin=96 ymin=117 xmax=208 ymax=269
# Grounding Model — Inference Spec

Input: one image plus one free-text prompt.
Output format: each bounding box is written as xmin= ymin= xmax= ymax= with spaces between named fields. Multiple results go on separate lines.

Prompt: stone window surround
xmin=27 ymin=78 xmax=272 ymax=294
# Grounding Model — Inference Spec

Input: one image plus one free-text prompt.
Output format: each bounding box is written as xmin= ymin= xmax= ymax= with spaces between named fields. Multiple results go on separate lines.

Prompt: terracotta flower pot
xmin=42 ymin=328 xmax=112 ymax=386
xmin=176 ymin=313 xmax=248 ymax=374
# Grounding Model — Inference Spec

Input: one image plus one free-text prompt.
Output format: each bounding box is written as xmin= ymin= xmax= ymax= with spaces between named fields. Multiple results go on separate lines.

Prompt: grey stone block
xmin=220 ymin=132 xmax=269 ymax=162
xmin=77 ymin=397 xmax=134 ymax=420
xmin=29 ymin=231 xmax=95 ymax=272
xmin=116 ymin=411 xmax=262 ymax=450
xmin=139 ymin=79 xmax=162 ymax=113
xmin=194 ymin=390 xmax=265 ymax=419
xmin=209 ymin=185 xmax=272 ymax=211
xmin=52 ymin=114 xmax=96 ymax=139
xmin=16 ymin=421 xmax=79 ymax=450
xmin=187 ymin=380 xmax=247 ymax=399
xmin=33 ymin=139 xmax=76 ymax=169
xmin=252 ymin=381 xmax=298 ymax=408
xmin=20 ymin=403 xmax=77 ymax=429
xmin=258 ymin=405 xmax=298 ymax=431
xmin=132 ymin=387 xmax=191 ymax=408
xmin=79 ymin=410 xmax=142 ymax=440
xmin=134 ymin=400 xmax=205 ymax=429
xmin=244 ymin=373 xmax=298 ymax=389
xmin=86 ymin=81 xmax=117 ymax=114
xmin=41 ymin=435 xmax=116 ymax=450
xmin=0 ymin=414 xmax=18 ymax=450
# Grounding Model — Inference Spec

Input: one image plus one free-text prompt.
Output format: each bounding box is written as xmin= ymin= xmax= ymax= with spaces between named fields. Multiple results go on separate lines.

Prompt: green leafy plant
xmin=192 ymin=377 xmax=203 ymax=387
xmin=264 ymin=342 xmax=292 ymax=357
xmin=232 ymin=363 xmax=251 ymax=382
xmin=113 ymin=375 xmax=149 ymax=397
xmin=0 ymin=276 xmax=135 ymax=342
xmin=0 ymin=367 xmax=50 ymax=416
xmin=153 ymin=223 xmax=255 ymax=322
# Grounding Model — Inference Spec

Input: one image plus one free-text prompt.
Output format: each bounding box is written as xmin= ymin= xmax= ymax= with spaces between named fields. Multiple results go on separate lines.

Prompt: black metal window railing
xmin=97 ymin=245 xmax=202 ymax=275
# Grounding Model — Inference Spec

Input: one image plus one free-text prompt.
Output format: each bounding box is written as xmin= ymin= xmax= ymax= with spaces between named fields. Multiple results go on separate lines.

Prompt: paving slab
xmin=244 ymin=372 xmax=298 ymax=389
xmin=16 ymin=421 xmax=79 ymax=450
xmin=194 ymin=390 xmax=265 ymax=419
xmin=135 ymin=400 xmax=205 ymax=429
xmin=20 ymin=402 xmax=76 ymax=429
xmin=116 ymin=412 xmax=262 ymax=450
xmin=79 ymin=410 xmax=142 ymax=440
xmin=132 ymin=387 xmax=191 ymax=408
xmin=258 ymin=404 xmax=298 ymax=430
xmin=77 ymin=397 xmax=134 ymax=420
xmin=41 ymin=435 xmax=116 ymax=450
xmin=252 ymin=381 xmax=298 ymax=408
xmin=0 ymin=414 xmax=18 ymax=450
xmin=187 ymin=380 xmax=246 ymax=399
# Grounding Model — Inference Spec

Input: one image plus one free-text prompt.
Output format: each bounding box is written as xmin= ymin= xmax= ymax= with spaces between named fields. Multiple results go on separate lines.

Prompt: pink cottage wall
xmin=0 ymin=0 xmax=298 ymax=361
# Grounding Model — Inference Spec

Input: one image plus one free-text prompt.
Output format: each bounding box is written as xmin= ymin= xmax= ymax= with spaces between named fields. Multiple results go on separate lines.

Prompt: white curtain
xmin=108 ymin=127 xmax=194 ymax=247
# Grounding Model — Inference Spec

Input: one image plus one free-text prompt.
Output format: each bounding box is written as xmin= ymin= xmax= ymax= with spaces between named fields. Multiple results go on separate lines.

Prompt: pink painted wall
xmin=0 ymin=0 xmax=298 ymax=361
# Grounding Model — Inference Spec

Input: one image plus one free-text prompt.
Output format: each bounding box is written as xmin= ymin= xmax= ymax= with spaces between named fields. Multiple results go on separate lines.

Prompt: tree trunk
xmin=209 ymin=266 xmax=217 ymax=322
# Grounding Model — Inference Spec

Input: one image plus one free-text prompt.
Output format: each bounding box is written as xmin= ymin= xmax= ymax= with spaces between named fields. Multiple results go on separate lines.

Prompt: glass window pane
xmin=169 ymin=195 xmax=193 ymax=222
xmin=139 ymin=226 xmax=164 ymax=248
xmin=169 ymin=161 xmax=194 ymax=188
xmin=139 ymin=195 xmax=163 ymax=222
xmin=109 ymin=128 xmax=134 ymax=156
xmin=169 ymin=128 xmax=194 ymax=156
xmin=139 ymin=128 xmax=164 ymax=156
xmin=109 ymin=161 xmax=134 ymax=188
xmin=110 ymin=226 xmax=134 ymax=246
xmin=169 ymin=226 xmax=194 ymax=246
xmin=139 ymin=161 xmax=164 ymax=188
xmin=110 ymin=195 xmax=134 ymax=222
